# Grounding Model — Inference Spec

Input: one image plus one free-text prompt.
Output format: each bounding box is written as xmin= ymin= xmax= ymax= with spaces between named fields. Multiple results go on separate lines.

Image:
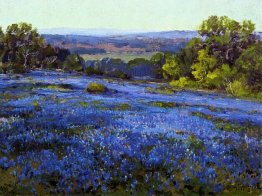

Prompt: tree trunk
xmin=23 ymin=56 xmax=28 ymax=71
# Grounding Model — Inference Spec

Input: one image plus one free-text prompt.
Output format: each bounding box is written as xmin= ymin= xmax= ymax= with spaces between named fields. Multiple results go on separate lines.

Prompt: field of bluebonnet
xmin=0 ymin=70 xmax=261 ymax=195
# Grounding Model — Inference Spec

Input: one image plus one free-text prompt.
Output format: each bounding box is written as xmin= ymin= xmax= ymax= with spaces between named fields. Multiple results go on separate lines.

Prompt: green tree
xmin=0 ymin=27 xmax=6 ymax=73
xmin=0 ymin=22 xmax=71 ymax=73
xmin=207 ymin=64 xmax=237 ymax=91
xmin=192 ymin=49 xmax=217 ymax=83
xmin=179 ymin=38 xmax=202 ymax=65
xmin=199 ymin=15 xmax=256 ymax=66
xmin=128 ymin=58 xmax=151 ymax=67
xmin=161 ymin=15 xmax=260 ymax=98
xmin=38 ymin=44 xmax=58 ymax=69
xmin=150 ymin=53 xmax=166 ymax=78
xmin=161 ymin=38 xmax=202 ymax=80
xmin=162 ymin=54 xmax=181 ymax=80
xmin=3 ymin=23 xmax=44 ymax=72
xmin=63 ymin=54 xmax=84 ymax=71
xmin=235 ymin=42 xmax=262 ymax=92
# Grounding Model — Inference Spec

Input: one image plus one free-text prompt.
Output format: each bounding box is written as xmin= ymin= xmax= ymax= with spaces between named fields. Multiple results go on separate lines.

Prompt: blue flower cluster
xmin=0 ymin=157 xmax=15 ymax=170
xmin=0 ymin=71 xmax=261 ymax=194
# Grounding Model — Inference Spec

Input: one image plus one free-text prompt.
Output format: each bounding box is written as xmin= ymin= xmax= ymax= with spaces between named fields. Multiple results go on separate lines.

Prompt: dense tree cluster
xmin=0 ymin=22 xmax=78 ymax=73
xmin=161 ymin=16 xmax=261 ymax=98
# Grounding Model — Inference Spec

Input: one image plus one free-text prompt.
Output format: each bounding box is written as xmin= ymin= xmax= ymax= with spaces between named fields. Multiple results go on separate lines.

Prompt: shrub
xmin=128 ymin=58 xmax=151 ymax=67
xmin=85 ymin=82 xmax=107 ymax=93
xmin=146 ymin=86 xmax=174 ymax=95
xmin=226 ymin=79 xmax=250 ymax=97
xmin=170 ymin=77 xmax=197 ymax=88
xmin=85 ymin=66 xmax=103 ymax=76
xmin=0 ymin=63 xmax=7 ymax=74
xmin=63 ymin=54 xmax=84 ymax=72
xmin=111 ymin=71 xmax=130 ymax=79
xmin=0 ymin=63 xmax=26 ymax=74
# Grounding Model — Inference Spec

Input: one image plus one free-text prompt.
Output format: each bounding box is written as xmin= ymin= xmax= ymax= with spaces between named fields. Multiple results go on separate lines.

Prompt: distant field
xmin=81 ymin=52 xmax=156 ymax=62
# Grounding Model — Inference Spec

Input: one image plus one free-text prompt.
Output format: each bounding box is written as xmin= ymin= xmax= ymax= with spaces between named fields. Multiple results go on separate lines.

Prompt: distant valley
xmin=42 ymin=30 xmax=198 ymax=61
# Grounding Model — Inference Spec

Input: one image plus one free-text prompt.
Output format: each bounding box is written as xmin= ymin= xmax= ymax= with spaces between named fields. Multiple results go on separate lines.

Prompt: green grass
xmin=113 ymin=103 xmax=131 ymax=111
xmin=146 ymin=86 xmax=174 ymax=95
xmin=45 ymin=84 xmax=72 ymax=91
xmin=149 ymin=101 xmax=179 ymax=108
xmin=78 ymin=101 xmax=89 ymax=107
xmin=191 ymin=111 xmax=261 ymax=137
xmin=81 ymin=52 xmax=156 ymax=63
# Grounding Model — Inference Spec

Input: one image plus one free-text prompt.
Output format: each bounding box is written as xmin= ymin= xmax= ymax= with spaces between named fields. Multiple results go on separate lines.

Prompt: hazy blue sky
xmin=0 ymin=0 xmax=261 ymax=31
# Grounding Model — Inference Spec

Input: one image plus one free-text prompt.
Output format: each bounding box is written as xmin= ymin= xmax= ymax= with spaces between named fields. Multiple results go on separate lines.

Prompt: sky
xmin=0 ymin=0 xmax=261 ymax=31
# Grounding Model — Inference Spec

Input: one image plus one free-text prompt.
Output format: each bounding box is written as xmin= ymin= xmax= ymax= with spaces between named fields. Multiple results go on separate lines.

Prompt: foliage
xmin=162 ymin=16 xmax=261 ymax=98
xmin=170 ymin=77 xmax=197 ymax=88
xmin=63 ymin=54 xmax=84 ymax=71
xmin=206 ymin=64 xmax=237 ymax=90
xmin=0 ymin=23 xmax=43 ymax=73
xmin=45 ymin=84 xmax=73 ymax=91
xmin=112 ymin=71 xmax=130 ymax=79
xmin=39 ymin=45 xmax=70 ymax=69
xmin=162 ymin=54 xmax=181 ymax=80
xmin=128 ymin=58 xmax=151 ymax=67
xmin=177 ymin=38 xmax=202 ymax=76
xmin=149 ymin=101 xmax=177 ymax=108
xmin=146 ymin=86 xmax=174 ymax=95
xmin=226 ymin=79 xmax=250 ymax=97
xmin=85 ymin=66 xmax=103 ymax=75
xmin=149 ymin=52 xmax=166 ymax=78
xmin=113 ymin=103 xmax=131 ymax=111
xmin=192 ymin=49 xmax=217 ymax=84
xmin=161 ymin=38 xmax=201 ymax=80
xmin=235 ymin=42 xmax=262 ymax=92
xmin=85 ymin=82 xmax=107 ymax=93
xmin=0 ymin=22 xmax=71 ymax=73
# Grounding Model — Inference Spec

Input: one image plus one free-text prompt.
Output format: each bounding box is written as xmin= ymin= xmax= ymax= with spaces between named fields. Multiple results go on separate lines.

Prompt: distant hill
xmin=42 ymin=30 xmax=198 ymax=54
xmin=39 ymin=28 xmax=198 ymax=39
xmin=122 ymin=30 xmax=198 ymax=40
xmin=39 ymin=28 xmax=143 ymax=37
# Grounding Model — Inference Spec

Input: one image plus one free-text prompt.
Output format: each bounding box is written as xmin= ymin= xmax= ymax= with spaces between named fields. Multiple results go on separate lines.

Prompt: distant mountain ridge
xmin=39 ymin=28 xmax=144 ymax=36
xmin=40 ymin=28 xmax=198 ymax=39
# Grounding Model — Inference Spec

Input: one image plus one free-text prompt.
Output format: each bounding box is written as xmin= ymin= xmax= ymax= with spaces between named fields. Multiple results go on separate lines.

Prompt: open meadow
xmin=0 ymin=70 xmax=261 ymax=195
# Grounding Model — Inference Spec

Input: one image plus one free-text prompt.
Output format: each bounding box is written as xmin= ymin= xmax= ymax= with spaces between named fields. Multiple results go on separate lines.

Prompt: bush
xmin=170 ymin=77 xmax=197 ymax=88
xmin=85 ymin=82 xmax=107 ymax=93
xmin=226 ymin=79 xmax=250 ymax=97
xmin=9 ymin=63 xmax=26 ymax=74
xmin=85 ymin=66 xmax=103 ymax=76
xmin=0 ymin=63 xmax=8 ymax=74
xmin=128 ymin=58 xmax=151 ymax=67
xmin=63 ymin=54 xmax=84 ymax=72
xmin=110 ymin=71 xmax=130 ymax=79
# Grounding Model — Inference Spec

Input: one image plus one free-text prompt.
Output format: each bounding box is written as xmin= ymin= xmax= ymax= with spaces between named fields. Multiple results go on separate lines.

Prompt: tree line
xmin=1 ymin=17 xmax=261 ymax=99
xmin=0 ymin=22 xmax=85 ymax=74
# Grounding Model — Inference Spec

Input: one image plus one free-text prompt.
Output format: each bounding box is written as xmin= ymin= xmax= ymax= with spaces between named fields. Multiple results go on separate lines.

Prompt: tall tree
xmin=4 ymin=23 xmax=43 ymax=71
xmin=199 ymin=16 xmax=257 ymax=66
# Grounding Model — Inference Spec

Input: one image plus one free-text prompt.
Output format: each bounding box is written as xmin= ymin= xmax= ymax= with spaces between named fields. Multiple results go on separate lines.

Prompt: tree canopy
xmin=0 ymin=22 xmax=71 ymax=73
xmin=163 ymin=15 xmax=261 ymax=99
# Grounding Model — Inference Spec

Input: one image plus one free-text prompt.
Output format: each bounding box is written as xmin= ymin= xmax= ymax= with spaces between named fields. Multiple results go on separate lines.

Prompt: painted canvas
xmin=0 ymin=0 xmax=261 ymax=195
